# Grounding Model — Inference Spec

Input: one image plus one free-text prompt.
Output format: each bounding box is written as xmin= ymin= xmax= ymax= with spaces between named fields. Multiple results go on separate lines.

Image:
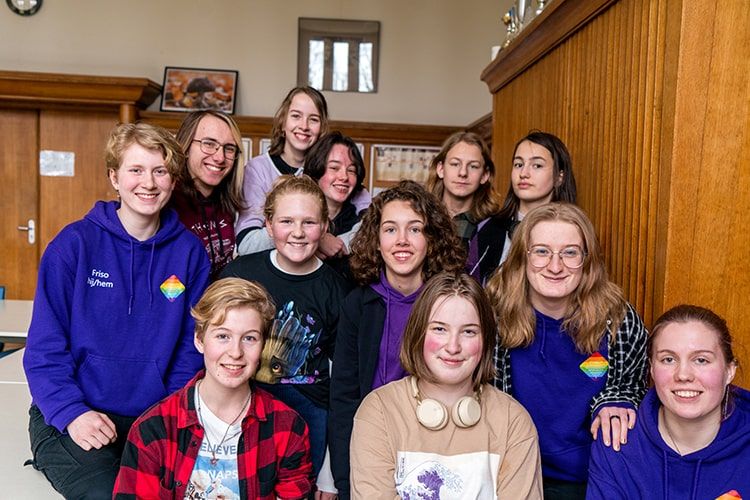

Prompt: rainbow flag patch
xmin=160 ymin=275 xmax=185 ymax=302
xmin=580 ymin=352 xmax=608 ymax=379
xmin=716 ymin=491 xmax=742 ymax=500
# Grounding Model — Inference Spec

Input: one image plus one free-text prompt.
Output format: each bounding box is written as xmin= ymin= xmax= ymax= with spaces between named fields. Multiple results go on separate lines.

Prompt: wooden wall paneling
xmin=0 ymin=110 xmax=39 ymax=299
xmin=38 ymin=110 xmax=119 ymax=253
xmin=662 ymin=0 xmax=750 ymax=382
xmin=483 ymin=0 xmax=750 ymax=381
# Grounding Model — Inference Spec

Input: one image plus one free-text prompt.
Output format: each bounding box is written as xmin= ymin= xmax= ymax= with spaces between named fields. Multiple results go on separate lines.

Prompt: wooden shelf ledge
xmin=481 ymin=0 xmax=618 ymax=93
xmin=0 ymin=71 xmax=161 ymax=110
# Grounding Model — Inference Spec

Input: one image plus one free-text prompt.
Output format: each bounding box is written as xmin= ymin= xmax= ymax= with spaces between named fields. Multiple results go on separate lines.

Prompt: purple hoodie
xmin=23 ymin=201 xmax=210 ymax=432
xmin=587 ymin=386 xmax=750 ymax=500
xmin=509 ymin=309 xmax=610 ymax=481
xmin=370 ymin=271 xmax=423 ymax=389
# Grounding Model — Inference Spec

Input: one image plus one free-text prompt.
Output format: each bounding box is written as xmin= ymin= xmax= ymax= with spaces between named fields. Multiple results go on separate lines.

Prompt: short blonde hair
xmin=263 ymin=174 xmax=329 ymax=224
xmin=192 ymin=278 xmax=276 ymax=341
xmin=104 ymin=122 xmax=183 ymax=177
xmin=400 ymin=272 xmax=497 ymax=391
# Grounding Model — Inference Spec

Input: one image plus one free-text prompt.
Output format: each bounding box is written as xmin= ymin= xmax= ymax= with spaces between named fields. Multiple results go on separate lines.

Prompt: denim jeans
xmin=258 ymin=384 xmax=327 ymax=476
xmin=28 ymin=405 xmax=135 ymax=499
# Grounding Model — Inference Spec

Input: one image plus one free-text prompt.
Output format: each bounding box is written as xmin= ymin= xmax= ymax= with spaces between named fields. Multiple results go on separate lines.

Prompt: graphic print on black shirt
xmin=256 ymin=300 xmax=323 ymax=385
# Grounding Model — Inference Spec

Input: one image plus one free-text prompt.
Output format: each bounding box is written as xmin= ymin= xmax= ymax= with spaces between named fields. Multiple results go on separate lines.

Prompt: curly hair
xmin=497 ymin=130 xmax=578 ymax=220
xmin=349 ymin=180 xmax=465 ymax=286
xmin=174 ymin=110 xmax=244 ymax=213
xmin=427 ymin=131 xmax=501 ymax=220
xmin=486 ymin=202 xmax=625 ymax=353
xmin=268 ymin=86 xmax=329 ymax=157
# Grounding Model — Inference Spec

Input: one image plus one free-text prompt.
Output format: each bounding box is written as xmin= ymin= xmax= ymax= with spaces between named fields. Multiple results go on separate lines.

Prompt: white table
xmin=0 ymin=348 xmax=62 ymax=498
xmin=0 ymin=348 xmax=25 ymax=383
xmin=0 ymin=300 xmax=33 ymax=343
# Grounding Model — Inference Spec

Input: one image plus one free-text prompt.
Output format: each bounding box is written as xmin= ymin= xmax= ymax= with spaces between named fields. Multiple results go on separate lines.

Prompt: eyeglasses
xmin=527 ymin=245 xmax=586 ymax=269
xmin=192 ymin=139 xmax=239 ymax=160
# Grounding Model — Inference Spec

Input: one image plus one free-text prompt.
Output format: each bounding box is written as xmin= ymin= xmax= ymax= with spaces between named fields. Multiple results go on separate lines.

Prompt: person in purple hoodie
xmin=587 ymin=304 xmax=749 ymax=500
xmin=486 ymin=203 xmax=648 ymax=499
xmin=328 ymin=180 xmax=465 ymax=498
xmin=23 ymin=122 xmax=210 ymax=498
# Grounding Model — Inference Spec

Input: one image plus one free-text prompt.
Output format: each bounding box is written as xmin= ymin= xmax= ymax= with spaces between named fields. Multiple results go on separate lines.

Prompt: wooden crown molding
xmin=481 ymin=0 xmax=619 ymax=93
xmin=0 ymin=70 xmax=161 ymax=109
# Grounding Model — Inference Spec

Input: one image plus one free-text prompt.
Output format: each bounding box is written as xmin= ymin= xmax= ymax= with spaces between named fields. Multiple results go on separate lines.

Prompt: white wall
xmin=1 ymin=0 xmax=513 ymax=126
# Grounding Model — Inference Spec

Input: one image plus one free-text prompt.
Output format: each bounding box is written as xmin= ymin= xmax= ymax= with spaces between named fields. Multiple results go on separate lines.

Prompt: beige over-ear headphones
xmin=410 ymin=376 xmax=482 ymax=430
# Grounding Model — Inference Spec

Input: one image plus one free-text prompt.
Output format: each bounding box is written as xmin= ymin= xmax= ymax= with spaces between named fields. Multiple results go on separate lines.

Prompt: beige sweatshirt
xmin=351 ymin=377 xmax=543 ymax=499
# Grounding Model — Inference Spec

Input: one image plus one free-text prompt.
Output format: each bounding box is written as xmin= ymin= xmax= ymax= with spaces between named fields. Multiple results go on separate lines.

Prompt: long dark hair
xmin=304 ymin=131 xmax=365 ymax=199
xmin=497 ymin=130 xmax=577 ymax=220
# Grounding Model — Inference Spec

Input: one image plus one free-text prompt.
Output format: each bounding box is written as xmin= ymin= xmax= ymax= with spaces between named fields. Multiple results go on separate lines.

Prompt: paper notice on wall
xmin=40 ymin=150 xmax=75 ymax=177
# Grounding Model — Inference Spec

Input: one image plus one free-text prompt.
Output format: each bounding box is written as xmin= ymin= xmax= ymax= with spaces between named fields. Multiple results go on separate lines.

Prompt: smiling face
xmin=436 ymin=141 xmax=489 ymax=205
xmin=525 ymin=220 xmax=584 ymax=317
xmin=109 ymin=143 xmax=174 ymax=229
xmin=651 ymin=320 xmax=737 ymax=426
xmin=422 ymin=295 xmax=483 ymax=391
xmin=512 ymin=140 xmax=561 ymax=214
xmin=283 ymin=92 xmax=322 ymax=158
xmin=195 ymin=306 xmax=264 ymax=393
xmin=317 ymin=144 xmax=357 ymax=214
xmin=378 ymin=200 xmax=428 ymax=292
xmin=266 ymin=192 xmax=327 ymax=274
xmin=186 ymin=115 xmax=238 ymax=197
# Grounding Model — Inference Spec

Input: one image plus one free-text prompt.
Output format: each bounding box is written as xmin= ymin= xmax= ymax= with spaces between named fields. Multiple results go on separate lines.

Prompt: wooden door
xmin=0 ymin=110 xmax=40 ymax=299
xmin=38 ymin=110 xmax=119 ymax=252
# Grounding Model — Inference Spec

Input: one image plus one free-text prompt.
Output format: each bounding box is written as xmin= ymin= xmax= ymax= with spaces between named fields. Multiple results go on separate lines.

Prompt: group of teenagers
xmin=21 ymin=85 xmax=748 ymax=500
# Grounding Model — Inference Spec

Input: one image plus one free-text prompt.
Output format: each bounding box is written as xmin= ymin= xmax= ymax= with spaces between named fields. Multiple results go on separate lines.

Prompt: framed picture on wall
xmin=161 ymin=67 xmax=239 ymax=114
xmin=369 ymin=144 xmax=439 ymax=190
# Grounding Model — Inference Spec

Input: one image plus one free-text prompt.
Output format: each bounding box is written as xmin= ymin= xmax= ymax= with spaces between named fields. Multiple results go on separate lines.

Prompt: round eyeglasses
xmin=527 ymin=245 xmax=586 ymax=269
xmin=192 ymin=139 xmax=239 ymax=160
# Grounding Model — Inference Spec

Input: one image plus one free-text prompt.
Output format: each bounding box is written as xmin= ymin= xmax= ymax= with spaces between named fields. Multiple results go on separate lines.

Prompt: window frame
xmin=297 ymin=17 xmax=380 ymax=93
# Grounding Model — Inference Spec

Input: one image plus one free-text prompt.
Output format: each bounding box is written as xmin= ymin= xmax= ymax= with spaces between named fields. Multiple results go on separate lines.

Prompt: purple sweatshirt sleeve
xmin=164 ymin=255 xmax=209 ymax=394
xmin=23 ymin=243 xmax=91 ymax=432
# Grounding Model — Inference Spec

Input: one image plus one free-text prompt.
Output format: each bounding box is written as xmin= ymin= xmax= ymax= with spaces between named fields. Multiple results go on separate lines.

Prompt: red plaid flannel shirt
xmin=113 ymin=371 xmax=313 ymax=499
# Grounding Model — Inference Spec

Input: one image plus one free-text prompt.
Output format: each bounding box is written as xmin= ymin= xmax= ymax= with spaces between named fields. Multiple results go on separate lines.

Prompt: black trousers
xmin=28 ymin=404 xmax=135 ymax=499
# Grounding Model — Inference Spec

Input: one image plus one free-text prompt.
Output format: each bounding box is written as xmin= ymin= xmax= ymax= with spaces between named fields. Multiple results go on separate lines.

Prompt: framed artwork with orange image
xmin=161 ymin=67 xmax=238 ymax=114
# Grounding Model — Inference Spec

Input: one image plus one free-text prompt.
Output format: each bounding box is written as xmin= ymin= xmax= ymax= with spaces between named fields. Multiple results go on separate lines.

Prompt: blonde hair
xmin=192 ymin=278 xmax=276 ymax=341
xmin=104 ymin=122 xmax=183 ymax=177
xmin=486 ymin=203 xmax=626 ymax=353
xmin=427 ymin=131 xmax=501 ymax=220
xmin=263 ymin=174 xmax=329 ymax=224
xmin=175 ymin=110 xmax=245 ymax=212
